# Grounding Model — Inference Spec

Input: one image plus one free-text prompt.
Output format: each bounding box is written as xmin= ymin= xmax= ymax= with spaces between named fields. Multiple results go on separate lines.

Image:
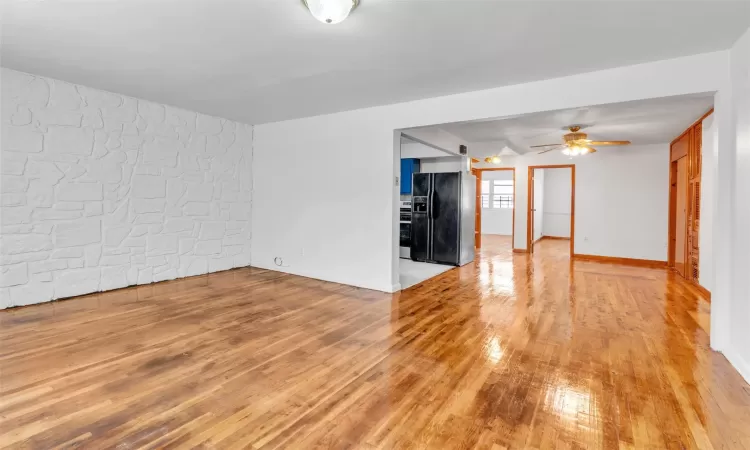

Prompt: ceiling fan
xmin=531 ymin=126 xmax=631 ymax=156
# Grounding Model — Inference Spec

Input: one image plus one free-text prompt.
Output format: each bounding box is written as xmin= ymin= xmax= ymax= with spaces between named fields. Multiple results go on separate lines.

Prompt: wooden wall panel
xmin=668 ymin=108 xmax=712 ymax=288
xmin=671 ymin=132 xmax=690 ymax=162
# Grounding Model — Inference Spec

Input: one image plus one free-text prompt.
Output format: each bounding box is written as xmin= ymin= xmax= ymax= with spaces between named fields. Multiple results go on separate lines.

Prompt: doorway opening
xmin=526 ymin=165 xmax=575 ymax=255
xmin=397 ymin=136 xmax=474 ymax=289
xmin=473 ymin=168 xmax=515 ymax=252
xmin=393 ymin=95 xmax=714 ymax=293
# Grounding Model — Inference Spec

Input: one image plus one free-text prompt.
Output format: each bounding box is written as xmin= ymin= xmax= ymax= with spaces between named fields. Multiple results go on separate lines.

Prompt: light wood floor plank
xmin=1 ymin=236 xmax=749 ymax=449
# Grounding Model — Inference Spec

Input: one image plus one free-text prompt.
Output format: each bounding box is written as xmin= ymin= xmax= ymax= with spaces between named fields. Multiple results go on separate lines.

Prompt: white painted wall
xmin=721 ymin=27 xmax=750 ymax=383
xmin=401 ymin=142 xmax=450 ymax=159
xmin=559 ymin=145 xmax=668 ymax=259
xmin=699 ymin=112 xmax=716 ymax=291
xmin=401 ymin=127 xmax=464 ymax=155
xmin=487 ymin=146 xmax=669 ymax=260
xmin=532 ymin=169 xmax=544 ymax=241
xmin=541 ymin=168 xmax=572 ymax=238
xmin=480 ymin=170 xmax=513 ymax=236
xmin=0 ymin=68 xmax=253 ymax=308
xmin=252 ymin=51 xmax=724 ymax=294
xmin=419 ymin=156 xmax=468 ymax=173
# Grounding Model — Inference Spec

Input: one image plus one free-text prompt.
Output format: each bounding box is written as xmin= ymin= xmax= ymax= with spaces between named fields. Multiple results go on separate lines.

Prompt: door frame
xmin=472 ymin=167 xmax=515 ymax=250
xmin=526 ymin=164 xmax=575 ymax=255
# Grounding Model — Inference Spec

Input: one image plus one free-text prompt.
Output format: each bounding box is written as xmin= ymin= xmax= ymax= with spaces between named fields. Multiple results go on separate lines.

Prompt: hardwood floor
xmin=1 ymin=235 xmax=749 ymax=449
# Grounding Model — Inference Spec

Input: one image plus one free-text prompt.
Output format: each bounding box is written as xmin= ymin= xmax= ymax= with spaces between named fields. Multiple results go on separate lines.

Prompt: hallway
xmin=1 ymin=236 xmax=748 ymax=449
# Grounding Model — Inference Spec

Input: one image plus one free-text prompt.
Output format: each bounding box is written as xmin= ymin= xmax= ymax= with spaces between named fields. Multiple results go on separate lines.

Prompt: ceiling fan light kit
xmin=484 ymin=155 xmax=502 ymax=164
xmin=561 ymin=146 xmax=593 ymax=156
xmin=531 ymin=126 xmax=631 ymax=156
xmin=303 ymin=0 xmax=359 ymax=24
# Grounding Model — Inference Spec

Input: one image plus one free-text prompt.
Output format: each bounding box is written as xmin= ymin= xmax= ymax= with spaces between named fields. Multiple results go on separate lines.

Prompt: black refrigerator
xmin=410 ymin=172 xmax=475 ymax=266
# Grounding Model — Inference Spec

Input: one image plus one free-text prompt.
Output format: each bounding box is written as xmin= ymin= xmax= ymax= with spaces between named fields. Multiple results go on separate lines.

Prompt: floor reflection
xmin=385 ymin=234 xmax=744 ymax=449
xmin=485 ymin=336 xmax=505 ymax=364
xmin=544 ymin=382 xmax=595 ymax=422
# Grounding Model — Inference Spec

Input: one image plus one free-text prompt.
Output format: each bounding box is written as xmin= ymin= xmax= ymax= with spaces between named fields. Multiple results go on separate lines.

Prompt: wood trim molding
xmin=692 ymin=281 xmax=711 ymax=301
xmin=527 ymin=165 xmax=575 ymax=256
xmin=539 ymin=236 xmax=570 ymax=241
xmin=512 ymin=248 xmax=528 ymax=254
xmin=668 ymin=159 xmax=677 ymax=267
xmin=573 ymin=253 xmax=667 ymax=268
xmin=526 ymin=167 xmax=532 ymax=253
xmin=669 ymin=108 xmax=714 ymax=146
xmin=475 ymin=171 xmax=482 ymax=249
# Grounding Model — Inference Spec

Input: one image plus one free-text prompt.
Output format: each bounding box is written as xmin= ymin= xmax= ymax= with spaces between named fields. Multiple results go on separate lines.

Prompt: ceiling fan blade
xmin=471 ymin=158 xmax=480 ymax=163
xmin=530 ymin=143 xmax=562 ymax=148
xmin=537 ymin=146 xmax=561 ymax=154
xmin=588 ymin=140 xmax=631 ymax=146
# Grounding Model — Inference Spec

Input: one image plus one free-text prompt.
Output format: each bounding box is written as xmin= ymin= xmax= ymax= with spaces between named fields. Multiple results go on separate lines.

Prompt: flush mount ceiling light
xmin=302 ymin=0 xmax=359 ymax=24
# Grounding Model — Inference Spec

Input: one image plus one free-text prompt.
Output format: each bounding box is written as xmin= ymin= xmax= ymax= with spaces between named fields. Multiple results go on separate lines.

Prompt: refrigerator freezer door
xmin=410 ymin=173 xmax=432 ymax=262
xmin=412 ymin=173 xmax=430 ymax=197
xmin=431 ymin=172 xmax=461 ymax=265
xmin=411 ymin=196 xmax=430 ymax=262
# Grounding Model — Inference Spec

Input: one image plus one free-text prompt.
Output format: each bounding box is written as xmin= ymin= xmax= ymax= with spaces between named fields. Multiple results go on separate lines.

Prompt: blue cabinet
xmin=400 ymin=159 xmax=420 ymax=194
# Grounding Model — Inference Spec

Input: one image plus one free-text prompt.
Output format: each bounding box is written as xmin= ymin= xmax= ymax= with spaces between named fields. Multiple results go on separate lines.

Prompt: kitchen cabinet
xmin=400 ymin=159 xmax=420 ymax=194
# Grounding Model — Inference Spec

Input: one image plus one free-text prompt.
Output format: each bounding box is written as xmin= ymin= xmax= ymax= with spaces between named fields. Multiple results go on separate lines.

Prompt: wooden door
xmin=674 ymin=157 xmax=688 ymax=277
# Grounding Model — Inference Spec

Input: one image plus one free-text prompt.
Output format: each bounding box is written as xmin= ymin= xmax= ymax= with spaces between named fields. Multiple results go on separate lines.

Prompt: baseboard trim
xmin=539 ymin=236 xmax=570 ymax=241
xmin=512 ymin=248 xmax=528 ymax=253
xmin=572 ymin=254 xmax=667 ymax=268
xmin=692 ymin=282 xmax=711 ymax=301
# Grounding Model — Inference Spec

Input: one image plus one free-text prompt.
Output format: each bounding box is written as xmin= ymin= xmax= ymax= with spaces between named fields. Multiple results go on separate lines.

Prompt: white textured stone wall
xmin=0 ymin=68 xmax=253 ymax=308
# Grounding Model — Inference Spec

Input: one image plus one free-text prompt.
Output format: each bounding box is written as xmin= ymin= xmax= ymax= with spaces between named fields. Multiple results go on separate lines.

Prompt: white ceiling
xmin=436 ymin=93 xmax=715 ymax=156
xmin=2 ymin=1 xmax=747 ymax=125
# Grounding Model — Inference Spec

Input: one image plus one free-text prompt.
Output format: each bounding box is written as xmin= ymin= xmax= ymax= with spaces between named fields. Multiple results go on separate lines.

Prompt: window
xmin=481 ymin=180 xmax=490 ymax=209
xmin=492 ymin=180 xmax=514 ymax=209
xmin=481 ymin=178 xmax=514 ymax=209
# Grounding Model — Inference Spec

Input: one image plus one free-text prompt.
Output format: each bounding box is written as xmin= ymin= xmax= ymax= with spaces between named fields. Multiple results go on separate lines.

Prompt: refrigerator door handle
xmin=427 ymin=190 xmax=433 ymax=260
xmin=428 ymin=175 xmax=434 ymax=261
xmin=430 ymin=192 xmax=436 ymax=219
xmin=427 ymin=192 xmax=433 ymax=219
